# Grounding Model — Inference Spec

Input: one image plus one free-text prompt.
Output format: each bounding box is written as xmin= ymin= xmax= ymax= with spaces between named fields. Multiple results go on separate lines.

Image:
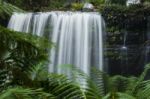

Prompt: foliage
xmin=0 ymin=0 xmax=23 ymax=16
xmin=103 ymin=92 xmax=136 ymax=99
xmin=101 ymin=4 xmax=147 ymax=28
xmin=71 ymin=3 xmax=83 ymax=10
xmin=86 ymin=0 xmax=105 ymax=7
xmin=105 ymin=0 xmax=127 ymax=5
xmin=101 ymin=4 xmax=145 ymax=45
xmin=1 ymin=62 xmax=150 ymax=99
xmin=0 ymin=0 xmax=23 ymax=26
xmin=0 ymin=87 xmax=55 ymax=99
xmin=101 ymin=4 xmax=148 ymax=75
xmin=5 ymin=0 xmax=67 ymax=11
xmin=48 ymin=0 xmax=66 ymax=10
xmin=0 ymin=25 xmax=51 ymax=91
xmin=5 ymin=0 xmax=49 ymax=11
xmin=102 ymin=64 xmax=150 ymax=99
xmin=2 ymin=1 xmax=150 ymax=99
xmin=1 ymin=28 xmax=150 ymax=99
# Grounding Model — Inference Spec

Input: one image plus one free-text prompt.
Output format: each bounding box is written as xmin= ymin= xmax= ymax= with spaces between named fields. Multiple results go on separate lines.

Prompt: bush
xmin=71 ymin=3 xmax=83 ymax=10
xmin=106 ymin=0 xmax=127 ymax=5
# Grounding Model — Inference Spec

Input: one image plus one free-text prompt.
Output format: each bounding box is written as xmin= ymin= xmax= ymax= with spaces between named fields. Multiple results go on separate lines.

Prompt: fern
xmin=0 ymin=26 xmax=52 ymax=91
xmin=0 ymin=69 xmax=12 ymax=92
xmin=108 ymin=75 xmax=138 ymax=93
xmin=103 ymin=92 xmax=136 ymax=99
xmin=135 ymin=80 xmax=150 ymax=99
xmin=47 ymin=73 xmax=84 ymax=99
xmin=59 ymin=65 xmax=103 ymax=98
xmin=26 ymin=62 xmax=48 ymax=81
xmin=0 ymin=87 xmax=56 ymax=99
xmin=0 ymin=26 xmax=51 ymax=71
xmin=131 ymin=64 xmax=150 ymax=95
xmin=0 ymin=0 xmax=23 ymax=16
xmin=90 ymin=68 xmax=106 ymax=96
xmin=25 ymin=64 xmax=84 ymax=99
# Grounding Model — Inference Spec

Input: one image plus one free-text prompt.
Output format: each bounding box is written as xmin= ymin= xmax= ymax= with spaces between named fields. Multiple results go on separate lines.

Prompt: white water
xmin=8 ymin=11 xmax=104 ymax=76
xmin=126 ymin=0 xmax=140 ymax=6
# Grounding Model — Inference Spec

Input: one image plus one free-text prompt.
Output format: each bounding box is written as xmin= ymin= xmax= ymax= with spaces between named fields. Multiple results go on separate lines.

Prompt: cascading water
xmin=144 ymin=16 xmax=150 ymax=65
xmin=120 ymin=30 xmax=128 ymax=75
xmin=8 ymin=11 xmax=104 ymax=77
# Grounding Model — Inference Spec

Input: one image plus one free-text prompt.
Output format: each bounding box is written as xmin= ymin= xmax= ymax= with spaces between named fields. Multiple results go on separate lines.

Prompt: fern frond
xmin=26 ymin=62 xmax=48 ymax=81
xmin=131 ymin=64 xmax=150 ymax=95
xmin=135 ymin=80 xmax=150 ymax=99
xmin=108 ymin=75 xmax=138 ymax=93
xmin=62 ymin=65 xmax=103 ymax=98
xmin=91 ymin=68 xmax=107 ymax=96
xmin=0 ymin=87 xmax=56 ymax=99
xmin=103 ymin=92 xmax=136 ymax=99
xmin=47 ymin=73 xmax=84 ymax=99
xmin=0 ymin=26 xmax=52 ymax=88
xmin=0 ymin=1 xmax=23 ymax=16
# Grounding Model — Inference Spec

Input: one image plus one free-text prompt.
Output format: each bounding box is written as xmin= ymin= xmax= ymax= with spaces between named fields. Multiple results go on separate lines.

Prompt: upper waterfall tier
xmin=8 ymin=11 xmax=104 ymax=75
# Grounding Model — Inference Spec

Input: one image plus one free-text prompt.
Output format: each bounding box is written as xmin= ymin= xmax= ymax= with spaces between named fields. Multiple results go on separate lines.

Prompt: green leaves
xmin=2 ymin=62 xmax=150 ymax=99
xmin=103 ymin=92 xmax=136 ymax=99
xmin=47 ymin=74 xmax=84 ymax=99
xmin=0 ymin=25 xmax=52 ymax=92
xmin=0 ymin=26 xmax=51 ymax=72
xmin=0 ymin=1 xmax=23 ymax=21
xmin=106 ymin=0 xmax=127 ymax=5
xmin=27 ymin=62 xmax=48 ymax=81
xmin=0 ymin=87 xmax=56 ymax=99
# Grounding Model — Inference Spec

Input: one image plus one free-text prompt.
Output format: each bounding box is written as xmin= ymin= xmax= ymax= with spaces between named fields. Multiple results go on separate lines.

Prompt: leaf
xmin=103 ymin=92 xmax=136 ymax=99
xmin=0 ymin=87 xmax=56 ymax=99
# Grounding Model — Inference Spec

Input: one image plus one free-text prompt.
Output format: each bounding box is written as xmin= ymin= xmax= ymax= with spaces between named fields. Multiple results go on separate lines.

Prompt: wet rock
xmin=126 ymin=0 xmax=140 ymax=6
xmin=83 ymin=3 xmax=94 ymax=11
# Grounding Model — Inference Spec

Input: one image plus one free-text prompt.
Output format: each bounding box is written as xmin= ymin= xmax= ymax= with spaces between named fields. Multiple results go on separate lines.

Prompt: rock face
xmin=126 ymin=0 xmax=140 ymax=6
xmin=83 ymin=3 xmax=94 ymax=11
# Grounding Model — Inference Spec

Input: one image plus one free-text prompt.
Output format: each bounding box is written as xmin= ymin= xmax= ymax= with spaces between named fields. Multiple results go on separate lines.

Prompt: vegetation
xmin=0 ymin=0 xmax=23 ymax=26
xmin=0 ymin=25 xmax=51 ymax=86
xmin=105 ymin=0 xmax=127 ymax=5
xmin=71 ymin=3 xmax=83 ymax=10
xmin=1 ymin=49 xmax=150 ymax=99
xmin=4 ymin=0 xmax=67 ymax=11
xmin=1 ymin=0 xmax=150 ymax=99
xmin=100 ymin=4 xmax=150 ymax=76
xmin=0 ymin=0 xmax=23 ymax=15
xmin=87 ymin=0 xmax=105 ymax=7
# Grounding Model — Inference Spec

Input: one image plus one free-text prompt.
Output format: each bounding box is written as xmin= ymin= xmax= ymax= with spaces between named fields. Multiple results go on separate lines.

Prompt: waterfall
xmin=8 ymin=11 xmax=104 ymax=76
